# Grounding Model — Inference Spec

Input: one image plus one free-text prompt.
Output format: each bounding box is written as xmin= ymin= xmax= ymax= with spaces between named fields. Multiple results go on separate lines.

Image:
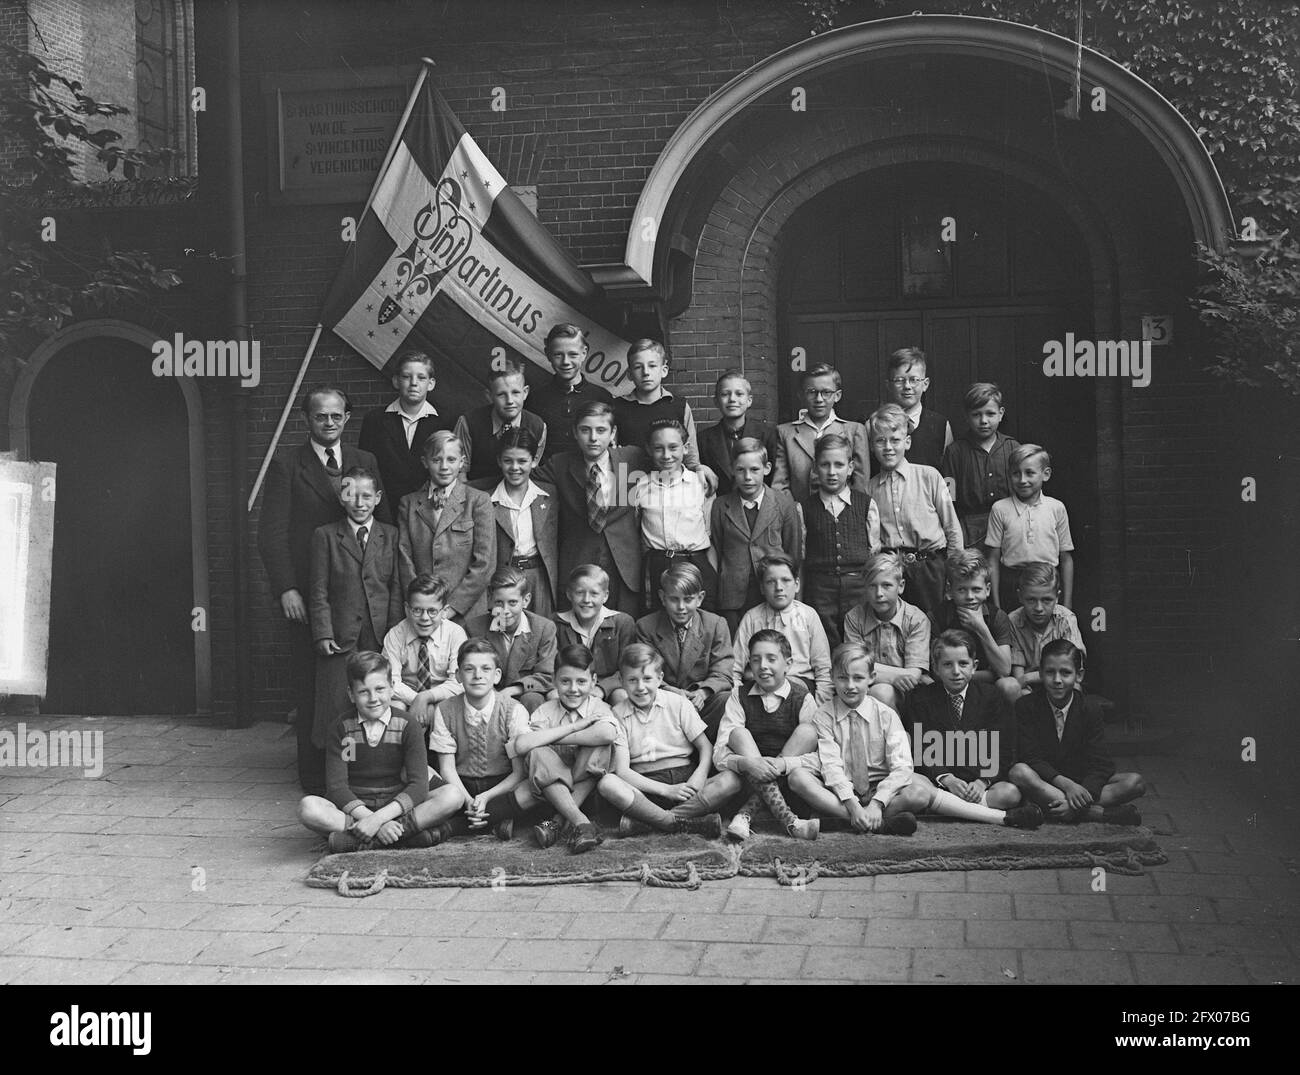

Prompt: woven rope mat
xmin=305 ymin=820 xmax=1165 ymax=896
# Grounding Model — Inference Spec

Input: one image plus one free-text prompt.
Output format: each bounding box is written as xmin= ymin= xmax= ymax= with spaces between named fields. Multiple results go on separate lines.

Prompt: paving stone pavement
xmin=0 ymin=715 xmax=1296 ymax=985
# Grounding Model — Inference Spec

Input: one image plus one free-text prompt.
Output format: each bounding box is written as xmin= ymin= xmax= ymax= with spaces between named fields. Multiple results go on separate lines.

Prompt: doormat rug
xmin=305 ymin=820 xmax=1165 ymax=896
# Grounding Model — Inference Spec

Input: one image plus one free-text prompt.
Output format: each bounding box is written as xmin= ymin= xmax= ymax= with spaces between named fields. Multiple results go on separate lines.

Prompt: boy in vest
xmin=453 ymin=358 xmax=548 ymax=482
xmin=800 ymin=432 xmax=881 ymax=646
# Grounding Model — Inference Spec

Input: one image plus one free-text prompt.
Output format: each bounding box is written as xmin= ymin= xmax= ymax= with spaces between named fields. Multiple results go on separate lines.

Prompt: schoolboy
xmin=596 ymin=643 xmax=726 ymax=838
xmin=932 ymin=549 xmax=1022 ymax=707
xmin=903 ymin=630 xmax=1021 ymax=809
xmin=510 ymin=644 xmax=620 ymax=853
xmin=542 ymin=400 xmax=643 ymax=615
xmin=634 ymin=418 xmax=716 ymax=611
xmin=790 ymin=645 xmax=1043 ymax=833
xmin=985 ymin=443 xmax=1075 ymax=611
xmin=800 ymin=432 xmax=881 ymax=646
xmin=939 ymin=381 xmax=1020 ymax=547
xmin=1011 ymin=640 xmax=1145 ymax=825
xmin=396 ymin=430 xmax=496 ymax=620
xmin=710 ymin=437 xmax=802 ymax=631
xmin=881 ymin=347 xmax=953 ymax=471
xmin=698 ymin=371 xmax=778 ymax=496
xmin=308 ymin=466 xmax=404 ymax=750
xmin=865 ymin=402 xmax=963 ymax=623
xmin=842 ymin=551 xmax=931 ymax=713
xmin=634 ymin=563 xmax=733 ymax=736
xmin=464 ymin=567 xmax=557 ymax=713
xmin=417 ymin=638 xmax=530 ymax=840
xmin=453 ymin=358 xmax=548 ymax=483
xmin=555 ymin=565 xmax=637 ymax=706
xmin=479 ymin=427 xmax=559 ymax=617
xmin=1007 ymin=562 xmax=1086 ymax=689
xmin=527 ymin=323 xmax=614 ymax=463
xmin=732 ymin=553 xmax=833 ymax=703
xmin=381 ymin=574 xmax=467 ymax=727
xmin=359 ymin=351 xmax=454 ymax=506
xmin=773 ymin=363 xmax=871 ymax=502
xmin=713 ymin=630 xmax=822 ymax=841
xmin=612 ymin=339 xmax=703 ymax=471
xmin=298 ymin=651 xmax=433 ymax=852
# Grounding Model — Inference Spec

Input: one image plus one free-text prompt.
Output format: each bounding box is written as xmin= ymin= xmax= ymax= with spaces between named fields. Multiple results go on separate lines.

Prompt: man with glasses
xmin=259 ymin=385 xmax=392 ymax=793
xmin=773 ymin=363 xmax=872 ymax=501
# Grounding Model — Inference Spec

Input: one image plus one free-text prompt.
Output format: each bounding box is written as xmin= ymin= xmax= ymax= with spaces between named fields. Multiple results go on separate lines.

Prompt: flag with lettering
xmin=321 ymin=77 xmax=635 ymax=397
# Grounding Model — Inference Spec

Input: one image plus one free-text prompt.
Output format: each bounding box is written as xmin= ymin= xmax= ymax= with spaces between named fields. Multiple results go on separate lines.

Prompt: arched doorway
xmin=11 ymin=322 xmax=211 ymax=714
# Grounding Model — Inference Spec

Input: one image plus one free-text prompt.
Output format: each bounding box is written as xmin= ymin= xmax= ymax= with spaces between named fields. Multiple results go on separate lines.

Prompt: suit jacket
xmin=698 ymin=419 xmax=779 ymax=496
xmin=308 ymin=519 xmax=404 ymax=647
xmin=397 ymin=482 xmax=496 ymax=617
xmin=555 ymin=611 xmax=638 ymax=698
xmin=540 ymin=447 xmax=646 ymax=594
xmin=358 ymin=405 xmax=454 ymax=506
xmin=463 ymin=610 xmax=557 ymax=695
xmin=467 ymin=478 xmax=560 ymax=605
xmin=1014 ymin=689 xmax=1115 ymax=799
xmin=903 ymin=680 xmax=1014 ymax=784
xmin=709 ymin=487 xmax=803 ymax=610
xmin=772 ymin=417 xmax=872 ymax=502
xmin=257 ymin=439 xmax=391 ymax=598
xmin=634 ymin=610 xmax=734 ymax=698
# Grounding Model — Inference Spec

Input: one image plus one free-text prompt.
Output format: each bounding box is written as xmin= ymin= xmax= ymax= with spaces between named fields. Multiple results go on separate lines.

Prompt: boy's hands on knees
xmin=1045 ymin=796 xmax=1074 ymax=820
xmin=354 ymin=812 xmax=384 ymax=839
xmin=660 ymin=782 xmax=696 ymax=804
xmin=737 ymin=757 xmax=783 ymax=783
xmin=281 ymin=589 xmax=308 ymax=623
xmin=846 ymin=798 xmax=873 ymax=832
xmin=939 ymin=774 xmax=969 ymax=799
xmin=467 ymin=793 xmax=491 ymax=828
xmin=376 ymin=820 xmax=404 ymax=845
xmin=964 ymin=778 xmax=987 ymax=803
xmin=862 ymin=799 xmax=884 ymax=831
xmin=315 ymin=638 xmax=343 ymax=656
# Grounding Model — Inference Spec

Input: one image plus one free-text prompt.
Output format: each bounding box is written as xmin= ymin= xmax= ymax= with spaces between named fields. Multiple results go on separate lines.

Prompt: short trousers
xmin=526 ymin=743 xmax=613 ymax=797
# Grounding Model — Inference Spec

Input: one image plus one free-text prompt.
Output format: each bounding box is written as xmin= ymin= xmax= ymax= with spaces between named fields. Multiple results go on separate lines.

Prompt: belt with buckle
xmin=884 ymin=546 xmax=947 ymax=563
xmin=661 ymin=548 xmax=706 ymax=559
xmin=509 ymin=555 xmax=540 ymax=570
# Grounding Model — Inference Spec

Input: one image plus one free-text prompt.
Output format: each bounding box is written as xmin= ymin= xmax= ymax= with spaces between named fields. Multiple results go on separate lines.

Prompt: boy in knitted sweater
xmin=297 ymin=651 xmax=433 ymax=852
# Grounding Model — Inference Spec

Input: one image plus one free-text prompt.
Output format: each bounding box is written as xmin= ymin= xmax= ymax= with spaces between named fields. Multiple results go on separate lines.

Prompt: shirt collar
xmin=386 ymin=398 xmax=438 ymax=419
xmin=819 ymin=487 xmax=853 ymax=507
xmin=881 ymin=459 xmax=914 ymax=481
xmin=1050 ymin=693 xmax=1075 ymax=716
xmin=585 ymin=452 xmax=613 ymax=476
xmin=310 ymin=439 xmax=339 ymax=466
xmin=862 ymin=601 xmax=905 ymax=631
xmin=492 ymin=412 xmax=524 ymax=434
xmin=427 ymin=479 xmax=457 ymax=500
xmin=1013 ymin=491 xmax=1043 ymax=510
xmin=835 ymin=697 xmax=878 ymax=723
xmin=747 ymin=680 xmax=792 ymax=700
xmin=464 ymin=691 xmax=497 ymax=719
xmin=902 ymin=403 xmax=923 ymax=424
xmin=621 ymin=693 xmax=665 ymax=723
xmin=795 ymin=409 xmax=839 ymax=431
xmin=361 ymin=706 xmax=392 ymax=728
xmin=491 ymin=480 xmax=545 ymax=509
xmin=557 ymin=607 xmax=619 ymax=632
xmin=631 ymin=388 xmax=673 ymax=404
xmin=497 ymin=613 xmax=531 ymax=638
xmin=740 ymin=487 xmax=765 ymax=509
xmin=346 ymin=516 xmax=374 ymax=538
xmin=652 ymin=468 xmax=697 ymax=489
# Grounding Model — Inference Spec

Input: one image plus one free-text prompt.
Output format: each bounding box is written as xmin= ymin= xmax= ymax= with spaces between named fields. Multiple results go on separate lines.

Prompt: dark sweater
xmin=741 ymin=679 xmax=811 ymax=756
xmin=325 ymin=709 xmax=428 ymax=816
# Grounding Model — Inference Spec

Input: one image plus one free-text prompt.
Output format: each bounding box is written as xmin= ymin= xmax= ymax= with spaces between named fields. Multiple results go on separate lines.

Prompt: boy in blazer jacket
xmin=469 ymin=427 xmax=559 ymax=617
xmin=1010 ymin=640 xmax=1145 ymax=825
xmin=538 ymin=401 xmax=645 ymax=615
xmin=358 ymin=351 xmax=454 ymax=506
xmin=397 ymin=432 xmax=495 ymax=621
xmin=308 ymin=466 xmax=404 ymax=748
xmin=710 ymin=437 xmax=802 ymax=631
xmin=903 ymin=629 xmax=1020 ymax=809
xmin=698 ymin=371 xmax=779 ymax=496
xmin=465 ymin=569 xmax=558 ymax=713
xmin=257 ymin=385 xmax=389 ymax=793
xmin=634 ymin=563 xmax=734 ymax=736
xmin=773 ymin=365 xmax=872 ymax=502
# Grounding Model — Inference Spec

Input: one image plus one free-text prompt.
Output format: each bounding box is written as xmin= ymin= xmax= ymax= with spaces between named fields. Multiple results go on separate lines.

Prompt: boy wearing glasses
xmin=881 ymin=347 xmax=953 ymax=471
xmin=382 ymin=574 xmax=468 ymax=736
xmin=773 ymin=364 xmax=872 ymax=502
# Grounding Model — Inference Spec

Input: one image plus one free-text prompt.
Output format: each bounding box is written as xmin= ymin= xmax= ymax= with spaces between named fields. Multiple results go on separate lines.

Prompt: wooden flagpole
xmin=246 ymin=58 xmax=436 ymax=512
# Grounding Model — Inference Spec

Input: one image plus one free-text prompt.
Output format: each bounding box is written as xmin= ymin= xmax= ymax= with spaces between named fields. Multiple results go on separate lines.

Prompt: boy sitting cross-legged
xmin=416 ymin=638 xmax=529 ymax=842
xmin=790 ymin=644 xmax=1043 ymax=834
xmin=1010 ymin=640 xmax=1145 ymax=825
xmin=298 ymin=651 xmax=434 ymax=852
xmin=713 ymin=630 xmax=822 ymax=842
xmin=510 ymin=644 xmax=619 ymax=854
xmin=903 ymin=629 xmax=1025 ymax=811
xmin=595 ymin=643 xmax=724 ymax=839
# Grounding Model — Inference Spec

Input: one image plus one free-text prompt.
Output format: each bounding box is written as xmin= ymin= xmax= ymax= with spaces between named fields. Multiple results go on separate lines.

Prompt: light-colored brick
xmin=802 ymin=945 xmax=910 ymax=982
xmin=491 ymin=938 xmax=603 ymax=971
xmin=1132 ymin=954 xmax=1249 ymax=985
xmin=912 ymin=948 xmax=1020 ymax=984
xmin=965 ymin=919 xmax=1069 ymax=949
xmin=593 ymin=939 xmax=704 ymax=977
xmin=817 ymin=891 xmax=916 ymax=918
xmin=662 ymin=912 xmax=767 ymax=943
xmin=1022 ymin=950 xmax=1134 ymax=984
xmin=1014 ymin=894 xmax=1115 ymax=920
xmin=917 ymin=893 xmax=1012 ymax=919
xmin=864 ymin=918 xmax=964 ymax=948
xmin=697 ymin=941 xmax=806 ymax=980
xmin=1069 ymin=921 xmax=1179 ymax=952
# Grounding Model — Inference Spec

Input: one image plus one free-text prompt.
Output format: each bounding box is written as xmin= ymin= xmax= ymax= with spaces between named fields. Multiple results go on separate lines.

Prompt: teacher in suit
xmin=257 ymin=385 xmax=390 ymax=794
